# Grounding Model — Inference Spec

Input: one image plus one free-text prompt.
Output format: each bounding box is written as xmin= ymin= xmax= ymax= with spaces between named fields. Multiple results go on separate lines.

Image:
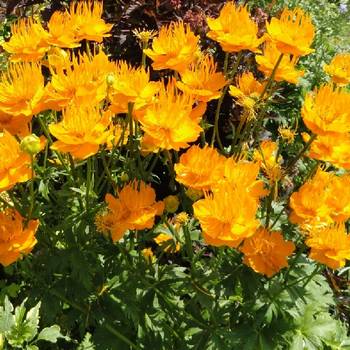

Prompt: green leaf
xmin=0 ymin=296 xmax=15 ymax=333
xmin=37 ymin=325 xmax=64 ymax=343
xmin=77 ymin=332 xmax=95 ymax=350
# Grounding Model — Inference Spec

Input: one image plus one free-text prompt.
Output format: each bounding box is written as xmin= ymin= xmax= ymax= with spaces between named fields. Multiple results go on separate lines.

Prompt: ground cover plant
xmin=0 ymin=0 xmax=350 ymax=349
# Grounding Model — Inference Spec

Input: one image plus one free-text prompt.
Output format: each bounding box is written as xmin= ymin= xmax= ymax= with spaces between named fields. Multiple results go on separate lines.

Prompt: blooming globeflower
xmin=46 ymin=51 xmax=114 ymax=110
xmin=0 ymin=209 xmax=39 ymax=266
xmin=206 ymin=3 xmax=264 ymax=53
xmin=2 ymin=17 xmax=50 ymax=62
xmin=68 ymin=1 xmax=113 ymax=42
xmin=193 ymin=184 xmax=259 ymax=248
xmin=266 ymin=8 xmax=315 ymax=57
xmin=240 ymin=228 xmax=295 ymax=277
xmin=108 ymin=61 xmax=160 ymax=116
xmin=49 ymin=104 xmax=111 ymax=160
xmin=256 ymin=43 xmax=304 ymax=84
xmin=46 ymin=11 xmax=80 ymax=48
xmin=96 ymin=182 xmax=164 ymax=242
xmin=174 ymin=145 xmax=226 ymax=191
xmin=143 ymin=21 xmax=200 ymax=72
xmin=301 ymin=84 xmax=350 ymax=136
xmin=176 ymin=55 xmax=227 ymax=102
xmin=0 ymin=130 xmax=32 ymax=192
xmin=140 ymin=80 xmax=203 ymax=151
xmin=323 ymin=53 xmax=350 ymax=85
xmin=306 ymin=225 xmax=350 ymax=270
xmin=0 ymin=62 xmax=46 ymax=117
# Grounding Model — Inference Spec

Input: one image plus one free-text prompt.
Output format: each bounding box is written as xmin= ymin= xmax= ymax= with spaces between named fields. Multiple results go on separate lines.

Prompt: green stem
xmin=49 ymin=288 xmax=141 ymax=350
xmin=284 ymin=134 xmax=317 ymax=174
xmin=86 ymin=158 xmax=92 ymax=212
xmin=28 ymin=155 xmax=35 ymax=221
xmin=164 ymin=150 xmax=176 ymax=191
xmin=210 ymin=52 xmax=231 ymax=150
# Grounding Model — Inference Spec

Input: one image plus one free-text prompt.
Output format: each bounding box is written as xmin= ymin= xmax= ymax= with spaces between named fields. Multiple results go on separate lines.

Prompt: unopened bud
xmin=20 ymin=134 xmax=41 ymax=155
xmin=185 ymin=188 xmax=203 ymax=202
xmin=120 ymin=172 xmax=129 ymax=182
xmin=164 ymin=195 xmax=179 ymax=213
xmin=106 ymin=73 xmax=115 ymax=87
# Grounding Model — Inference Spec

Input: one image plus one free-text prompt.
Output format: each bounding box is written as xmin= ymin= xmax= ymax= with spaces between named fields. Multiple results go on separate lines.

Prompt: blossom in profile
xmin=256 ymin=43 xmax=304 ymax=84
xmin=176 ymin=54 xmax=227 ymax=102
xmin=96 ymin=182 xmax=164 ymax=242
xmin=193 ymin=184 xmax=259 ymax=248
xmin=266 ymin=8 xmax=315 ymax=57
xmin=49 ymin=104 xmax=111 ymax=160
xmin=301 ymin=85 xmax=350 ymax=136
xmin=221 ymin=158 xmax=268 ymax=199
xmin=2 ymin=17 xmax=50 ymax=62
xmin=306 ymin=132 xmax=350 ymax=170
xmin=288 ymin=169 xmax=350 ymax=229
xmin=69 ymin=1 xmax=113 ymax=42
xmin=207 ymin=3 xmax=264 ymax=53
xmin=0 ymin=112 xmax=31 ymax=137
xmin=254 ymin=140 xmax=282 ymax=182
xmin=306 ymin=225 xmax=350 ymax=269
xmin=323 ymin=53 xmax=350 ymax=85
xmin=46 ymin=51 xmax=113 ymax=110
xmin=240 ymin=228 xmax=295 ymax=277
xmin=0 ymin=130 xmax=32 ymax=192
xmin=0 ymin=62 xmax=46 ymax=117
xmin=154 ymin=233 xmax=180 ymax=253
xmin=0 ymin=209 xmax=39 ymax=266
xmin=47 ymin=11 xmax=80 ymax=48
xmin=229 ymin=72 xmax=265 ymax=111
xmin=143 ymin=21 xmax=200 ymax=72
xmin=140 ymin=80 xmax=203 ymax=151
xmin=174 ymin=145 xmax=225 ymax=191
xmin=108 ymin=61 xmax=160 ymax=115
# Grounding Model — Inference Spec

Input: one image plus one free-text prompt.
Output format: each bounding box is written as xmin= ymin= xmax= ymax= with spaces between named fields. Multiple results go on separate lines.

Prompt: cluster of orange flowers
xmin=0 ymin=1 xmax=350 ymax=278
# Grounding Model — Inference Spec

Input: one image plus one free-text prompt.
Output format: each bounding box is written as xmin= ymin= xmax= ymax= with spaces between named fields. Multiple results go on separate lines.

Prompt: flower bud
xmin=106 ymin=73 xmax=115 ymax=87
xmin=120 ymin=172 xmax=129 ymax=182
xmin=164 ymin=195 xmax=179 ymax=213
xmin=185 ymin=188 xmax=203 ymax=202
xmin=20 ymin=134 xmax=41 ymax=155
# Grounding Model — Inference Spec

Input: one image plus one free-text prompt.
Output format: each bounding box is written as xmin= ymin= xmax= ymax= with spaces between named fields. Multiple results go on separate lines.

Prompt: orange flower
xmin=143 ymin=21 xmax=199 ymax=72
xmin=140 ymin=81 xmax=203 ymax=151
xmin=193 ymin=184 xmax=259 ymax=248
xmin=154 ymin=233 xmax=180 ymax=253
xmin=254 ymin=140 xmax=282 ymax=182
xmin=96 ymin=181 xmax=164 ymax=242
xmin=174 ymin=145 xmax=225 ymax=191
xmin=0 ymin=130 xmax=32 ymax=192
xmin=301 ymin=84 xmax=350 ymax=136
xmin=240 ymin=228 xmax=295 ymax=277
xmin=49 ymin=104 xmax=111 ymax=160
xmin=229 ymin=72 xmax=265 ymax=110
xmin=206 ymin=3 xmax=264 ymax=53
xmin=46 ymin=51 xmax=113 ymax=110
xmin=108 ymin=61 xmax=160 ymax=115
xmin=0 ymin=112 xmax=31 ymax=137
xmin=266 ymin=8 xmax=315 ymax=57
xmin=0 ymin=62 xmax=46 ymax=117
xmin=289 ymin=169 xmax=350 ymax=229
xmin=69 ymin=1 xmax=113 ymax=42
xmin=176 ymin=55 xmax=227 ymax=102
xmin=324 ymin=53 xmax=350 ymax=86
xmin=221 ymin=158 xmax=268 ymax=199
xmin=47 ymin=11 xmax=80 ymax=48
xmin=2 ymin=17 xmax=50 ymax=62
xmin=306 ymin=132 xmax=350 ymax=170
xmin=0 ymin=209 xmax=38 ymax=266
xmin=306 ymin=225 xmax=350 ymax=269
xmin=256 ymin=43 xmax=304 ymax=84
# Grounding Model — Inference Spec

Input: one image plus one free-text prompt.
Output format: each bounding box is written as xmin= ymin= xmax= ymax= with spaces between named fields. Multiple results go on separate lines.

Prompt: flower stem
xmin=284 ymin=134 xmax=317 ymax=174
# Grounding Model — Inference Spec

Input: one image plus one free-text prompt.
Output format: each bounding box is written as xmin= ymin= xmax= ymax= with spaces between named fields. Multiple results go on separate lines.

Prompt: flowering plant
xmin=0 ymin=1 xmax=350 ymax=349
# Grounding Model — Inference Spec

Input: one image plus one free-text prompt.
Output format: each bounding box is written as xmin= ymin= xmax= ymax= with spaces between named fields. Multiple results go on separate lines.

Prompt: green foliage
xmin=0 ymin=297 xmax=68 ymax=349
